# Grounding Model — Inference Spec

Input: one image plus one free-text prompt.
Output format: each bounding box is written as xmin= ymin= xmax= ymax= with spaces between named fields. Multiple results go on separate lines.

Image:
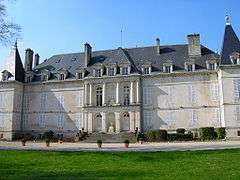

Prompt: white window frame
xmin=143 ymin=87 xmax=153 ymax=105
xmin=122 ymin=66 xmax=129 ymax=75
xmin=144 ymin=111 xmax=153 ymax=130
xmin=233 ymin=79 xmax=240 ymax=102
xmin=210 ymin=83 xmax=219 ymax=101
xmin=188 ymin=85 xmax=197 ymax=103
xmin=94 ymin=69 xmax=102 ymax=77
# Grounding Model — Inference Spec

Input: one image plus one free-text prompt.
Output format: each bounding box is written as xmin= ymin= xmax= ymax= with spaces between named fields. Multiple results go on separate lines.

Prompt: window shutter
xmin=233 ymin=80 xmax=240 ymax=101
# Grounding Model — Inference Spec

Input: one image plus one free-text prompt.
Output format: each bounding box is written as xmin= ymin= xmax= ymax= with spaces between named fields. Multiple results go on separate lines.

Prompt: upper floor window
xmin=123 ymin=86 xmax=130 ymax=106
xmin=94 ymin=69 xmax=102 ymax=77
xmin=26 ymin=76 xmax=32 ymax=83
xmin=143 ymin=67 xmax=150 ymax=74
xmin=96 ymin=87 xmax=103 ymax=106
xmin=230 ymin=52 xmax=240 ymax=65
xmin=164 ymin=65 xmax=172 ymax=73
xmin=186 ymin=64 xmax=195 ymax=72
xmin=209 ymin=63 xmax=216 ymax=70
xmin=122 ymin=67 xmax=129 ymax=75
xmin=76 ymin=72 xmax=83 ymax=79
xmin=59 ymin=74 xmax=65 ymax=80
xmin=108 ymin=67 xmax=115 ymax=76
xmin=143 ymin=87 xmax=152 ymax=105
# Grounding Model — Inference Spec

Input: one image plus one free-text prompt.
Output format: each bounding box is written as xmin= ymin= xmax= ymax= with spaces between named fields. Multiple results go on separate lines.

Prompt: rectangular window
xmin=57 ymin=114 xmax=64 ymax=129
xmin=210 ymin=83 xmax=219 ymax=101
xmin=190 ymin=110 xmax=198 ymax=127
xmin=143 ymin=87 xmax=153 ymax=105
xmin=59 ymin=74 xmax=65 ymax=80
xmin=23 ymin=114 xmax=29 ymax=129
xmin=164 ymin=86 xmax=173 ymax=106
xmin=94 ymin=69 xmax=101 ymax=77
xmin=0 ymin=114 xmax=4 ymax=128
xmin=143 ymin=67 xmax=150 ymax=74
xmin=56 ymin=93 xmax=64 ymax=109
xmin=40 ymin=93 xmax=47 ymax=110
xmin=164 ymin=66 xmax=171 ymax=73
xmin=76 ymin=91 xmax=83 ymax=107
xmin=186 ymin=64 xmax=195 ymax=72
xmin=122 ymin=67 xmax=129 ymax=75
xmin=24 ymin=94 xmax=31 ymax=111
xmin=188 ymin=85 xmax=197 ymax=103
xmin=209 ymin=63 xmax=215 ymax=70
xmin=233 ymin=79 xmax=240 ymax=101
xmin=75 ymin=113 xmax=83 ymax=130
xmin=144 ymin=111 xmax=153 ymax=129
xmin=235 ymin=106 xmax=240 ymax=122
xmin=39 ymin=114 xmax=46 ymax=128
xmin=108 ymin=68 xmax=115 ymax=76
xmin=76 ymin=72 xmax=83 ymax=79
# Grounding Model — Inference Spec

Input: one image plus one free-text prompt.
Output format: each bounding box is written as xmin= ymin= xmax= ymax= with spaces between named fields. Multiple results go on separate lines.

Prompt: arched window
xmin=96 ymin=87 xmax=103 ymax=106
xmin=123 ymin=86 xmax=130 ymax=106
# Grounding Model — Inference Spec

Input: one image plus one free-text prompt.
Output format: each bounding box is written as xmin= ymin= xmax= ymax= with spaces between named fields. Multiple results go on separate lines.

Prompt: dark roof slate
xmin=34 ymin=44 xmax=219 ymax=81
xmin=220 ymin=24 xmax=240 ymax=65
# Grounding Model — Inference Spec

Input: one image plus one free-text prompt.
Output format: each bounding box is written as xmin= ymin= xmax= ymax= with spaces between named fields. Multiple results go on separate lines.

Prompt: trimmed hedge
xmin=215 ymin=127 xmax=226 ymax=139
xmin=176 ymin=128 xmax=185 ymax=134
xmin=145 ymin=130 xmax=168 ymax=142
xmin=155 ymin=130 xmax=168 ymax=141
xmin=198 ymin=127 xmax=216 ymax=140
xmin=168 ymin=132 xmax=193 ymax=141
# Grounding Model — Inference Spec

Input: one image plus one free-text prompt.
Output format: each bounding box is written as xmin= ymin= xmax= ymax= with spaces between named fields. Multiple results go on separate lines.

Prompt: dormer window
xmin=230 ymin=52 xmax=240 ymax=65
xmin=163 ymin=65 xmax=173 ymax=73
xmin=1 ymin=70 xmax=11 ymax=81
xmin=94 ymin=69 xmax=102 ymax=77
xmin=42 ymin=74 xmax=48 ymax=81
xmin=209 ymin=63 xmax=216 ymax=70
xmin=76 ymin=72 xmax=83 ymax=79
xmin=122 ymin=67 xmax=129 ymax=75
xmin=108 ymin=67 xmax=115 ymax=76
xmin=143 ymin=67 xmax=150 ymax=74
xmin=57 ymin=68 xmax=68 ymax=80
xmin=25 ymin=72 xmax=34 ymax=83
xmin=185 ymin=62 xmax=195 ymax=72
xmin=59 ymin=74 xmax=65 ymax=80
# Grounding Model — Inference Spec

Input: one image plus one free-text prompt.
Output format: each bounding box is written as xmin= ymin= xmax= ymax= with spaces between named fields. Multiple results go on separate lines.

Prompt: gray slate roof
xmin=34 ymin=44 xmax=219 ymax=81
xmin=220 ymin=24 xmax=240 ymax=65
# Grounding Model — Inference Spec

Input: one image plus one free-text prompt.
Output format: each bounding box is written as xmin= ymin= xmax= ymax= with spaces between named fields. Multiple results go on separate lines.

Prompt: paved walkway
xmin=0 ymin=141 xmax=240 ymax=152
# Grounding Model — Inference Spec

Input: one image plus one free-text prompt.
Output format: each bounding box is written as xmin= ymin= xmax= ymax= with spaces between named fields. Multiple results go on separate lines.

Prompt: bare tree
xmin=0 ymin=0 xmax=21 ymax=46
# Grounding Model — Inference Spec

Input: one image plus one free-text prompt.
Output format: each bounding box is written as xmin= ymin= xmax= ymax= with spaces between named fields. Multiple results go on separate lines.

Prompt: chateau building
xmin=0 ymin=17 xmax=240 ymax=140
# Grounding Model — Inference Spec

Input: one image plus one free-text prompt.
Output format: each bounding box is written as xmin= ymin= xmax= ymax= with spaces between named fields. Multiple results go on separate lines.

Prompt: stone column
xmin=89 ymin=83 xmax=92 ymax=106
xmin=87 ymin=113 xmax=92 ymax=132
xmin=116 ymin=82 xmax=119 ymax=104
xmin=115 ymin=112 xmax=120 ymax=132
xmin=101 ymin=112 xmax=107 ymax=132
xmin=84 ymin=84 xmax=88 ymax=105
xmin=129 ymin=111 xmax=135 ymax=132
xmin=84 ymin=112 xmax=88 ymax=132
xmin=136 ymin=80 xmax=140 ymax=104
xmin=130 ymin=81 xmax=134 ymax=104
xmin=102 ymin=83 xmax=106 ymax=105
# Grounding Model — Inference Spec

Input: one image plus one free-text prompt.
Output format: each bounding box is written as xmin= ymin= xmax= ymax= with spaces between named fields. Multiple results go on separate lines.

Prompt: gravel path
xmin=0 ymin=141 xmax=240 ymax=152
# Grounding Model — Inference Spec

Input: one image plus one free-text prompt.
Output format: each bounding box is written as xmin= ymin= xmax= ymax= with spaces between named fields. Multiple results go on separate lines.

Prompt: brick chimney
xmin=187 ymin=34 xmax=201 ymax=57
xmin=34 ymin=53 xmax=40 ymax=68
xmin=84 ymin=43 xmax=92 ymax=67
xmin=24 ymin=48 xmax=34 ymax=71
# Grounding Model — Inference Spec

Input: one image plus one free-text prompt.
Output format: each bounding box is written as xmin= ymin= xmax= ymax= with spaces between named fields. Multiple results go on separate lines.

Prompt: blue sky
xmin=0 ymin=0 xmax=239 ymax=69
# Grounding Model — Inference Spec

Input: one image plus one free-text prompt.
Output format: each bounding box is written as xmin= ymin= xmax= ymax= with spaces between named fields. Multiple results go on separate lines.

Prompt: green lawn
xmin=0 ymin=149 xmax=240 ymax=180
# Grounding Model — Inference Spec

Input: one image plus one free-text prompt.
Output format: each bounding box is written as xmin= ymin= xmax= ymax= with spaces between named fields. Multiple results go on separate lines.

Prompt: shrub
xmin=43 ymin=130 xmax=54 ymax=142
xmin=137 ymin=132 xmax=145 ymax=141
xmin=198 ymin=127 xmax=216 ymax=140
xmin=124 ymin=139 xmax=130 ymax=144
xmin=168 ymin=132 xmax=193 ymax=141
xmin=176 ymin=128 xmax=185 ymax=134
xmin=215 ymin=127 xmax=226 ymax=139
xmin=97 ymin=140 xmax=102 ymax=144
xmin=146 ymin=130 xmax=156 ymax=142
xmin=155 ymin=130 xmax=168 ymax=142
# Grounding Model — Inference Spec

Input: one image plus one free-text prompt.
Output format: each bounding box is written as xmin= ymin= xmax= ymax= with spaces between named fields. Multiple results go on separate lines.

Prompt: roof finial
xmin=225 ymin=15 xmax=230 ymax=25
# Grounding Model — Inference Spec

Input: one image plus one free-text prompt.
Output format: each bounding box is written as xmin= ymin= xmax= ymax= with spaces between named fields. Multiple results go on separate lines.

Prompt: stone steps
xmin=81 ymin=132 xmax=137 ymax=143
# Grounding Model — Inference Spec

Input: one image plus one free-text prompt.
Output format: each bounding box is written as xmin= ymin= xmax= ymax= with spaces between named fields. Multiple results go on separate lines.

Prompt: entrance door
xmin=121 ymin=112 xmax=130 ymax=131
xmin=95 ymin=114 xmax=102 ymax=132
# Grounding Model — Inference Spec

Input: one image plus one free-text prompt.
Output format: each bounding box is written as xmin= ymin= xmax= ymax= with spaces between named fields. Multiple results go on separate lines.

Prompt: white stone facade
xmin=0 ymin=67 xmax=240 ymax=140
